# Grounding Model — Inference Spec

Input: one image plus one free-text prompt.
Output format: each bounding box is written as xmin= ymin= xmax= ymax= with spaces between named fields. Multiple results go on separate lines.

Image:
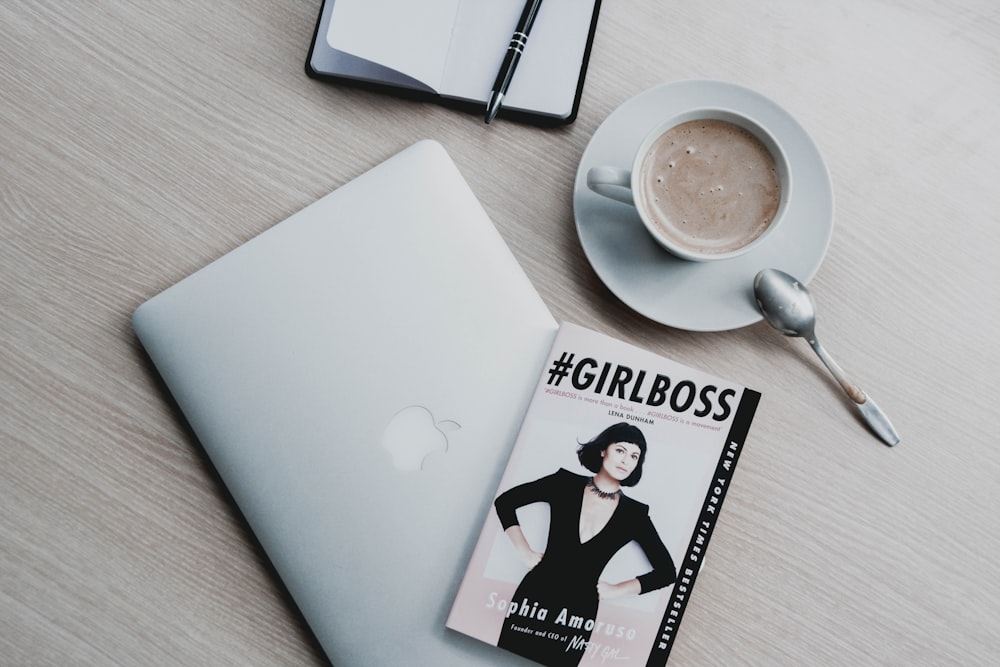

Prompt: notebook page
xmin=326 ymin=0 xmax=461 ymax=91
xmin=442 ymin=0 xmax=597 ymax=115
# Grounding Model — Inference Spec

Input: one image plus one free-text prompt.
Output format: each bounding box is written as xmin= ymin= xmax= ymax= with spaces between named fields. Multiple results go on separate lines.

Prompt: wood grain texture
xmin=3 ymin=0 xmax=998 ymax=664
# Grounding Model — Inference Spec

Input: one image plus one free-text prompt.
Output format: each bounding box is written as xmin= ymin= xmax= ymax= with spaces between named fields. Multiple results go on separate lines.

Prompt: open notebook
xmin=306 ymin=0 xmax=602 ymax=125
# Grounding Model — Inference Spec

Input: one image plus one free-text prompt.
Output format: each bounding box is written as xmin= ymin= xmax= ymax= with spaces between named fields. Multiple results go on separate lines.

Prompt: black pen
xmin=485 ymin=0 xmax=544 ymax=124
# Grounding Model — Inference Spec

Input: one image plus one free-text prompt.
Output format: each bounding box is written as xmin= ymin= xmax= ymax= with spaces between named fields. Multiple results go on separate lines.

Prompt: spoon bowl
xmin=753 ymin=268 xmax=818 ymax=337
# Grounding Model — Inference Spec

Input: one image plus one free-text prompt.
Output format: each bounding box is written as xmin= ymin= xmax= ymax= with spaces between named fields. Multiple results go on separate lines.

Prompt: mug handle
xmin=586 ymin=166 xmax=634 ymax=205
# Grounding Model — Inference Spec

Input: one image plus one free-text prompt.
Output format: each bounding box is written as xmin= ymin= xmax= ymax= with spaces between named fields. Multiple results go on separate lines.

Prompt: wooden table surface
xmin=3 ymin=1 xmax=998 ymax=664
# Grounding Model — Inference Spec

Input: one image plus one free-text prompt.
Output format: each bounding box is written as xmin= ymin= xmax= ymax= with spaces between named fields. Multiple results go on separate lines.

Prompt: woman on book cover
xmin=494 ymin=422 xmax=677 ymax=666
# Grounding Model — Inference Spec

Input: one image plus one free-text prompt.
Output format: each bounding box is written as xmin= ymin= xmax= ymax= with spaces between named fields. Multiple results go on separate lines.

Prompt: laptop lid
xmin=134 ymin=140 xmax=556 ymax=665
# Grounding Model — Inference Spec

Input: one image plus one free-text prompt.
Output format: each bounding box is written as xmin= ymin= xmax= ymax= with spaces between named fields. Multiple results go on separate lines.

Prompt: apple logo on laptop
xmin=381 ymin=405 xmax=461 ymax=471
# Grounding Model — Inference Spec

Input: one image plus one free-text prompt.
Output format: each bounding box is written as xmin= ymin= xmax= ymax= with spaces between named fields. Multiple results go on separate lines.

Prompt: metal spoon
xmin=753 ymin=268 xmax=899 ymax=446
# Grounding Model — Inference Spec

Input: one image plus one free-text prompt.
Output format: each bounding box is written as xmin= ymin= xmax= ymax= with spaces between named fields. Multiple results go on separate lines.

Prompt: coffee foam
xmin=639 ymin=119 xmax=781 ymax=255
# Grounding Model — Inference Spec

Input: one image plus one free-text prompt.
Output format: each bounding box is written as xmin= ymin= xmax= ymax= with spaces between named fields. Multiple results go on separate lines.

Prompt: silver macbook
xmin=134 ymin=140 xmax=556 ymax=665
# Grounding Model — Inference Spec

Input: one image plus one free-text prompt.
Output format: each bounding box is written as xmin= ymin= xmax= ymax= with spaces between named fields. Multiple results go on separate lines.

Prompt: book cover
xmin=446 ymin=322 xmax=760 ymax=666
xmin=305 ymin=0 xmax=602 ymax=126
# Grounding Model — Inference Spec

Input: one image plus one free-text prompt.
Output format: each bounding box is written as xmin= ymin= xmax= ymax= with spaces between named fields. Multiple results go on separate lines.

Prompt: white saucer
xmin=573 ymin=80 xmax=834 ymax=331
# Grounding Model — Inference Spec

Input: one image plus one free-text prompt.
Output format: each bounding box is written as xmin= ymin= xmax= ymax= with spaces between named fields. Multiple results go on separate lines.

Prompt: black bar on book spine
xmin=645 ymin=389 xmax=761 ymax=666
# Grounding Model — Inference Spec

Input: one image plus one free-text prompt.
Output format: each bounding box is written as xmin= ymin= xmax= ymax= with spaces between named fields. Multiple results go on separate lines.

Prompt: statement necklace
xmin=587 ymin=477 xmax=622 ymax=500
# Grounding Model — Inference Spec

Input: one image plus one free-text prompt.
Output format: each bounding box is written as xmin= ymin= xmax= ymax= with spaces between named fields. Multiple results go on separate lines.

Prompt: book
xmin=446 ymin=322 xmax=761 ymax=666
xmin=305 ymin=0 xmax=602 ymax=126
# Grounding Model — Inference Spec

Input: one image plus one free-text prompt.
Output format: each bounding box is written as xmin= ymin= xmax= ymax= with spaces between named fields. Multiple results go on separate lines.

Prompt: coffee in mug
xmin=587 ymin=109 xmax=791 ymax=261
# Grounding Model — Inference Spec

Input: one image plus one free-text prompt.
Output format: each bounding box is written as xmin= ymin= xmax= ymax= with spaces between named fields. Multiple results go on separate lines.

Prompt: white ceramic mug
xmin=586 ymin=108 xmax=792 ymax=261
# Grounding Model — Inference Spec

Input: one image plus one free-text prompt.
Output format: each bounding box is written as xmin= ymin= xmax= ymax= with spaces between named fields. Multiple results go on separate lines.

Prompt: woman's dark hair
xmin=576 ymin=422 xmax=647 ymax=487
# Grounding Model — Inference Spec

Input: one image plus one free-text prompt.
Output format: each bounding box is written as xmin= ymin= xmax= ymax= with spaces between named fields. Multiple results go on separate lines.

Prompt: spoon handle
xmin=855 ymin=395 xmax=901 ymax=447
xmin=807 ymin=337 xmax=866 ymax=403
xmin=808 ymin=337 xmax=900 ymax=446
